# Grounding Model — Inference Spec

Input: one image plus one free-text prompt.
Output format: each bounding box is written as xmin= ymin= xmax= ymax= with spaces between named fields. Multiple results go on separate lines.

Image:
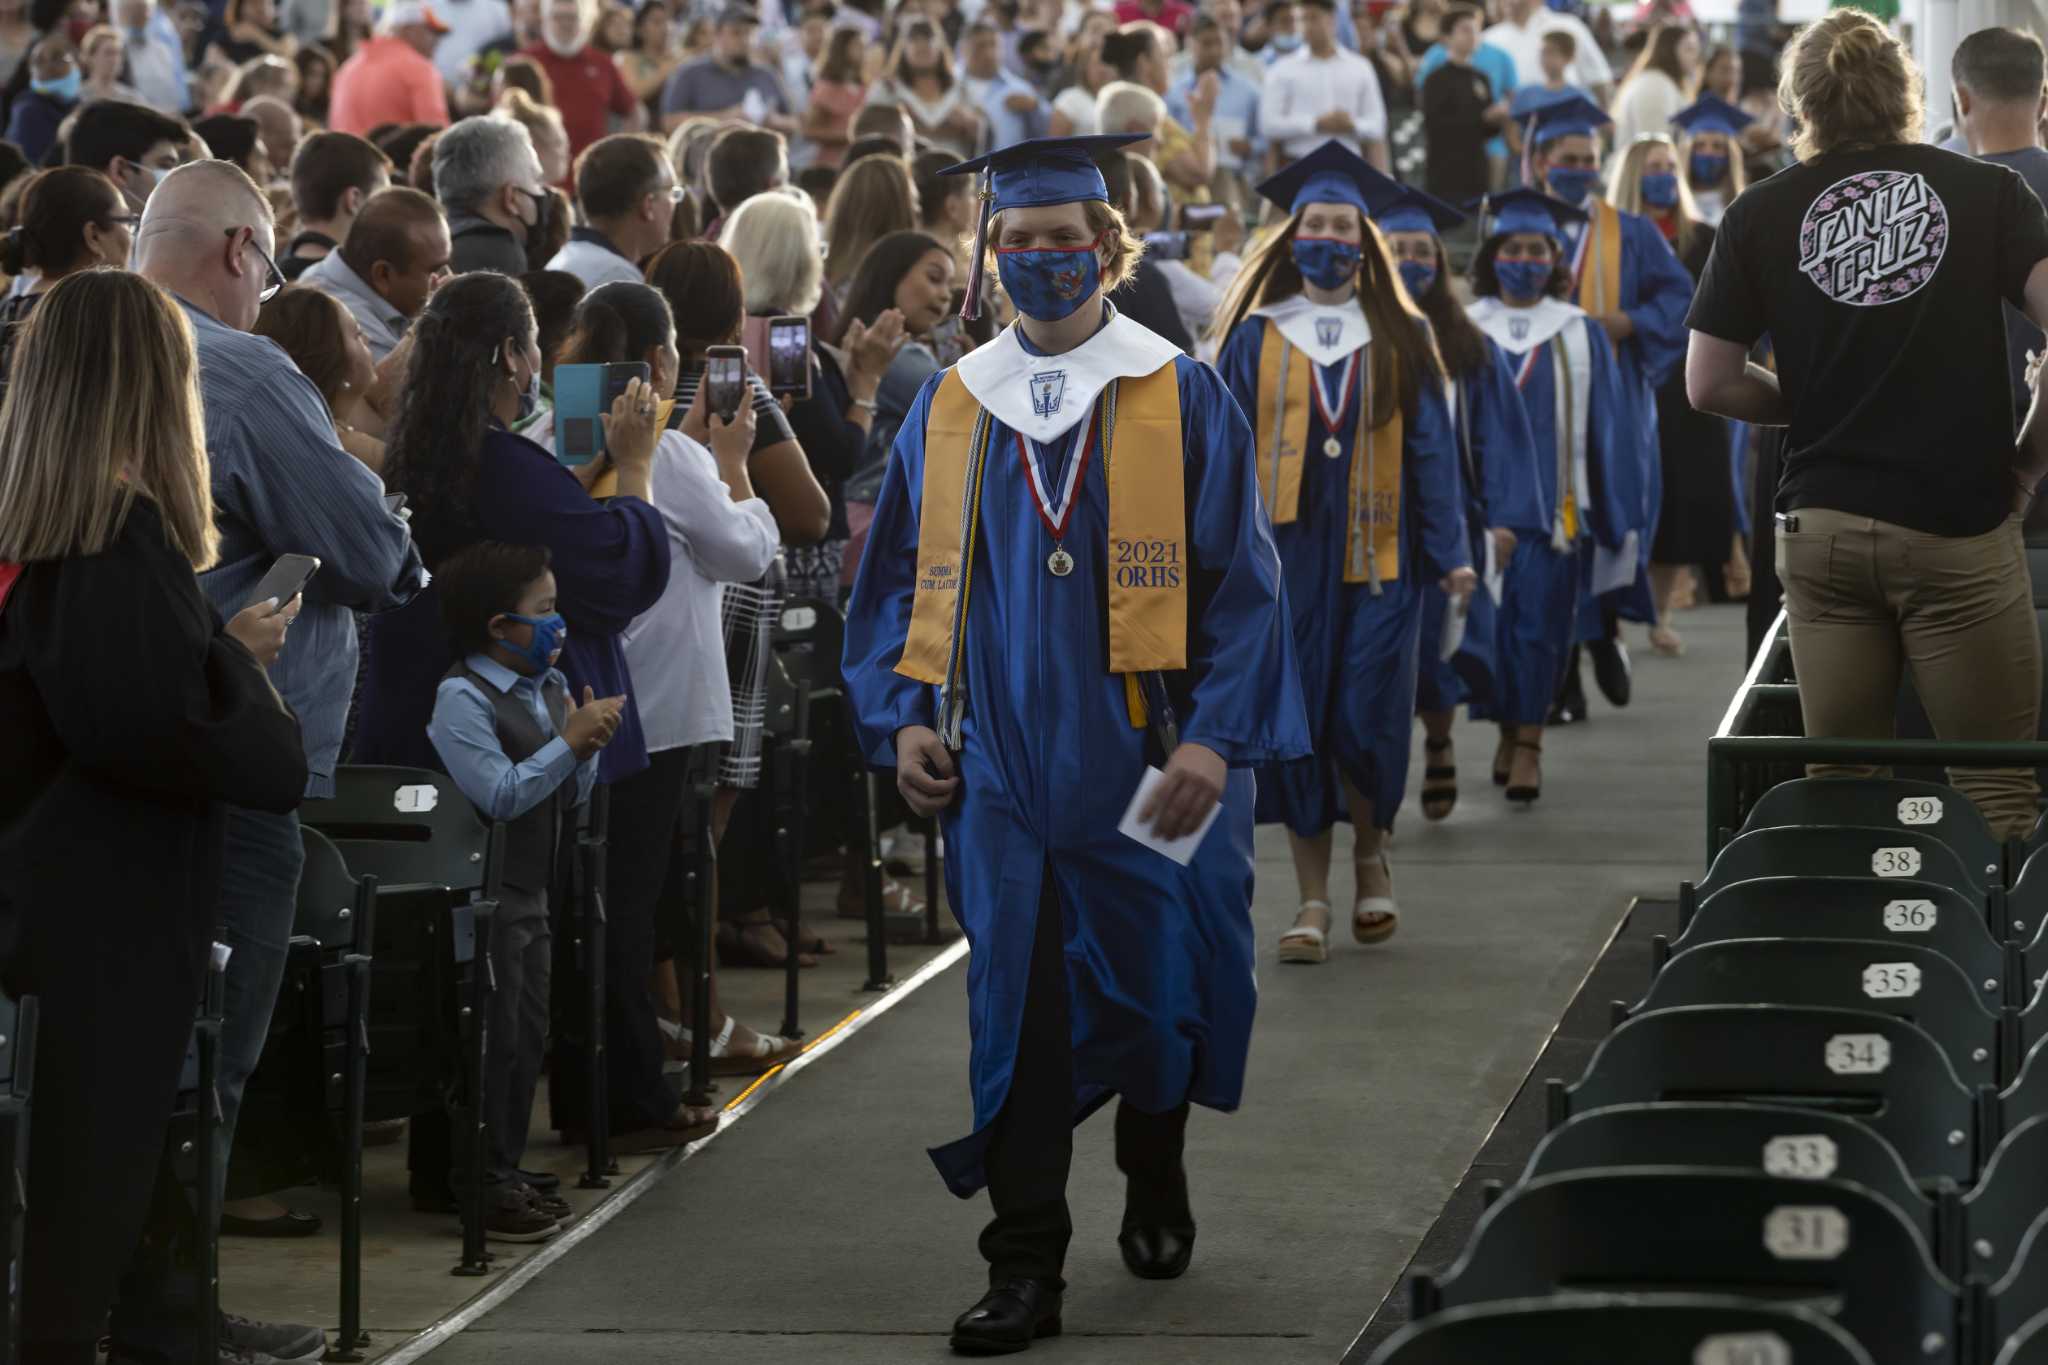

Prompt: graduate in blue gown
xmin=841 ymin=134 xmax=1308 ymax=1354
xmin=1212 ymin=140 xmax=1475 ymax=963
xmin=1372 ymin=185 xmax=1546 ymax=819
xmin=1463 ymin=188 xmax=1638 ymax=801
xmin=1525 ymin=93 xmax=1694 ymax=710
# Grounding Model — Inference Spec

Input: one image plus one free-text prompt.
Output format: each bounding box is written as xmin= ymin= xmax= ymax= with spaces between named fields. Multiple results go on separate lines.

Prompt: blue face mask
xmin=1639 ymin=171 xmax=1679 ymax=208
xmin=1496 ymin=257 xmax=1552 ymax=303
xmin=1689 ymin=151 xmax=1730 ymax=188
xmin=1396 ymin=259 xmax=1438 ymax=300
xmin=1270 ymin=31 xmax=1302 ymax=51
xmin=1545 ymin=165 xmax=1600 ymax=205
xmin=996 ymin=239 xmax=1102 ymax=322
xmin=32 ymin=67 xmax=79 ymax=102
xmin=1291 ymin=236 xmax=1362 ymax=291
xmin=501 ymin=611 xmax=567 ymax=672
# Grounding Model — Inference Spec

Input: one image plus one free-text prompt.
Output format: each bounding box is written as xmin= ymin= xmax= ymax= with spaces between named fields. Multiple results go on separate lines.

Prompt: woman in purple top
xmin=354 ymin=271 xmax=671 ymax=784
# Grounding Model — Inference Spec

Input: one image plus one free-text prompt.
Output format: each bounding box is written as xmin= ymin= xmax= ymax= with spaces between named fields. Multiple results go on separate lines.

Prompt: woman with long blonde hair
xmin=0 ymin=269 xmax=306 ymax=1363
xmin=1214 ymin=141 xmax=1474 ymax=961
xmin=1670 ymin=92 xmax=1750 ymax=225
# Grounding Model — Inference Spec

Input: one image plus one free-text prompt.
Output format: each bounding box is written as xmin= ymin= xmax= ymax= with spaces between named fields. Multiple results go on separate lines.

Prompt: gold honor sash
xmin=1570 ymin=200 xmax=1625 ymax=318
xmin=898 ymin=366 xmax=1188 ymax=732
xmin=1253 ymin=320 xmax=1402 ymax=588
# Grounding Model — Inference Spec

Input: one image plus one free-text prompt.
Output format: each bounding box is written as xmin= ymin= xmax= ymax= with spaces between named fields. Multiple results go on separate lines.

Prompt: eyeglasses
xmin=107 ymin=213 xmax=142 ymax=229
xmin=227 ymin=226 xmax=285 ymax=302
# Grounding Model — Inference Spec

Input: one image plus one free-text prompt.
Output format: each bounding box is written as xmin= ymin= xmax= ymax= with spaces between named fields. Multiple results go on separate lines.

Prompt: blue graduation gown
xmin=1486 ymin=313 xmax=1635 ymax=725
xmin=1566 ymin=207 xmax=1694 ymax=629
xmin=1416 ymin=338 xmax=1546 ymax=714
xmin=841 ymin=350 xmax=1309 ymax=1200
xmin=1216 ymin=315 xmax=1470 ymax=836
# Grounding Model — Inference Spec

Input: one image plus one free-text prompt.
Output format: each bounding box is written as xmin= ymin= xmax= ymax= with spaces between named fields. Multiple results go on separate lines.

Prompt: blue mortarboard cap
xmin=1255 ymin=139 xmax=1401 ymax=217
xmin=1509 ymin=84 xmax=1591 ymax=118
xmin=1370 ymin=185 xmax=1465 ymax=235
xmin=1526 ymin=92 xmax=1611 ymax=146
xmin=1467 ymin=187 xmax=1587 ymax=244
xmin=1671 ymin=94 xmax=1755 ymax=139
xmin=937 ymin=133 xmax=1147 ymax=211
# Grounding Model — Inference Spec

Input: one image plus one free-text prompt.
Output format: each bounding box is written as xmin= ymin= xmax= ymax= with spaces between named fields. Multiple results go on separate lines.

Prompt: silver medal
xmin=1048 ymin=547 xmax=1075 ymax=577
xmin=1323 ymin=436 xmax=1342 ymax=459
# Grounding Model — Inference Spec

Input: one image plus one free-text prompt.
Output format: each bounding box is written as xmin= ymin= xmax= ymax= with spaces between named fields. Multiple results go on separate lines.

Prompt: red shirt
xmin=1112 ymin=0 xmax=1194 ymax=33
xmin=520 ymin=44 xmax=639 ymax=158
xmin=327 ymin=35 xmax=450 ymax=137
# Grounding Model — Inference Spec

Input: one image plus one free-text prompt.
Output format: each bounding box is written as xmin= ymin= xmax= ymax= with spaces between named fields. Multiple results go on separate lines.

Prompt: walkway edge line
xmin=381 ymin=936 xmax=972 ymax=1365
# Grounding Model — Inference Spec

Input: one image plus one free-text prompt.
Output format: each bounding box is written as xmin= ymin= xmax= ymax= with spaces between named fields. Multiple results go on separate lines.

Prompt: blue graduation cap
xmin=939 ymin=133 xmax=1148 ymax=321
xmin=1468 ymin=186 xmax=1586 ymax=245
xmin=1255 ymin=139 xmax=1402 ymax=218
xmin=1371 ymin=185 xmax=1465 ymax=235
xmin=1671 ymin=94 xmax=1755 ymax=139
xmin=1508 ymin=84 xmax=1589 ymax=118
xmin=1525 ymin=91 xmax=1611 ymax=146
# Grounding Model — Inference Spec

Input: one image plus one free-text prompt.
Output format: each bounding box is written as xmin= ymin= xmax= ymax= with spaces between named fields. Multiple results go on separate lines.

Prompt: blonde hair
xmin=0 ymin=270 xmax=215 ymax=568
xmin=982 ymin=199 xmax=1145 ymax=294
xmin=823 ymin=154 xmax=917 ymax=286
xmin=1607 ymin=134 xmax=1706 ymax=256
xmin=721 ymin=189 xmax=825 ymax=316
xmin=1779 ymin=9 xmax=1923 ymax=161
xmin=1096 ymin=79 xmax=1165 ymax=137
xmin=497 ymin=87 xmax=568 ymax=150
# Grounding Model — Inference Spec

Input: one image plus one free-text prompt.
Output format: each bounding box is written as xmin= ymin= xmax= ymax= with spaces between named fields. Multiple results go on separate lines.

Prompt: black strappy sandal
xmin=1421 ymin=736 xmax=1457 ymax=820
xmin=1506 ymin=740 xmax=1543 ymax=806
xmin=1492 ymin=730 xmax=1513 ymax=788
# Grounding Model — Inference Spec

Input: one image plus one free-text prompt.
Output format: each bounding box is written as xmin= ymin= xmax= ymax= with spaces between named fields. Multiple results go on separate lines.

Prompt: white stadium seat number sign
xmin=1763 ymin=1205 xmax=1850 ymax=1260
xmin=1896 ymin=796 xmax=1943 ymax=826
xmin=1824 ymin=1033 xmax=1890 ymax=1074
xmin=1871 ymin=846 xmax=1921 ymax=877
xmin=1882 ymin=899 xmax=1937 ymax=932
xmin=1762 ymin=1134 xmax=1839 ymax=1179
xmin=1861 ymin=962 xmax=1921 ymax=999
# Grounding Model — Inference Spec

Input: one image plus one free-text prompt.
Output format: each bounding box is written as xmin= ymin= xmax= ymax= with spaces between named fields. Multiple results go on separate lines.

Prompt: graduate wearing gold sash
xmin=841 ymin=135 xmax=1307 ymax=1355
xmin=1213 ymin=142 xmax=1475 ymax=964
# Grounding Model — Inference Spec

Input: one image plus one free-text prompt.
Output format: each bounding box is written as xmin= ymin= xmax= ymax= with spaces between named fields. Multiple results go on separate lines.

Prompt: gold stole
xmin=1253 ymin=319 xmax=1403 ymax=586
xmin=897 ymin=366 xmax=1188 ymax=720
xmin=587 ymin=398 xmax=677 ymax=499
xmin=1569 ymin=200 xmax=1625 ymax=317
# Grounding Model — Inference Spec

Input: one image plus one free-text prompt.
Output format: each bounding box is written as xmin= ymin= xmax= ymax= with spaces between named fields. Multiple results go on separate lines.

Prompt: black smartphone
xmin=704 ymin=345 xmax=747 ymax=424
xmin=245 ymin=553 xmax=320 ymax=613
xmin=1181 ymin=203 xmax=1226 ymax=233
xmin=767 ymin=315 xmax=811 ymax=398
xmin=1141 ymin=230 xmax=1190 ymax=262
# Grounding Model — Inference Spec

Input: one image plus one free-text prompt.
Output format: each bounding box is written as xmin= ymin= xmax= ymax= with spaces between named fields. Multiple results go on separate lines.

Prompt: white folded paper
xmin=1118 ymin=766 xmax=1223 ymax=867
xmin=1590 ymin=530 xmax=1640 ymax=597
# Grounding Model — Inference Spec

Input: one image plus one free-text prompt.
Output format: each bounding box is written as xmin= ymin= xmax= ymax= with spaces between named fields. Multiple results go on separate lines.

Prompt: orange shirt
xmin=328 ymin=35 xmax=450 ymax=137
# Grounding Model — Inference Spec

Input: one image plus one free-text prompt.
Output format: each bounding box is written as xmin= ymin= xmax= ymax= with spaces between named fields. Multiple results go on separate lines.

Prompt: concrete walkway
xmin=424 ymin=606 xmax=1749 ymax=1365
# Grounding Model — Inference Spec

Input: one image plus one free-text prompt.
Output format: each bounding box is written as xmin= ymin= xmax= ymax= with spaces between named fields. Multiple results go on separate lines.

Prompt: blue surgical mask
xmin=1270 ymin=31 xmax=1302 ymax=51
xmin=1496 ymin=257 xmax=1552 ymax=303
xmin=1689 ymin=151 xmax=1730 ymax=188
xmin=1396 ymin=259 xmax=1437 ymax=299
xmin=517 ymin=368 xmax=541 ymax=422
xmin=501 ymin=611 xmax=567 ymax=672
xmin=1639 ymin=171 xmax=1679 ymax=208
xmin=32 ymin=67 xmax=79 ymax=102
xmin=996 ymin=239 xmax=1102 ymax=322
xmin=1291 ymin=236 xmax=1361 ymax=291
xmin=1546 ymin=165 xmax=1600 ymax=204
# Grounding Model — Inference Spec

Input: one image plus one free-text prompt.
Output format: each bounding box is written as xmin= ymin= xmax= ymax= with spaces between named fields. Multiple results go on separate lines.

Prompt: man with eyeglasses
xmin=127 ymin=159 xmax=423 ymax=1365
xmin=546 ymin=132 xmax=682 ymax=291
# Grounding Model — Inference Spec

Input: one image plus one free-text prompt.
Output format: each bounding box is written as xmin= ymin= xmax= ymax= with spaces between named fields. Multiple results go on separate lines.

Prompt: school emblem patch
xmin=1509 ymin=315 xmax=1530 ymax=341
xmin=1030 ymin=370 xmax=1066 ymax=418
xmin=1797 ymin=170 xmax=1948 ymax=307
xmin=1315 ymin=316 xmax=1344 ymax=349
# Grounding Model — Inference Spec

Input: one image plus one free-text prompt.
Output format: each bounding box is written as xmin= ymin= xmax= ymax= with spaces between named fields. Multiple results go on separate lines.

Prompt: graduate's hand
xmin=1441 ymin=567 xmax=1479 ymax=602
xmin=896 ymin=725 xmax=960 ymax=815
xmin=1143 ymin=743 xmax=1225 ymax=841
xmin=1598 ymin=312 xmax=1635 ymax=343
xmin=1489 ymin=527 xmax=1517 ymax=563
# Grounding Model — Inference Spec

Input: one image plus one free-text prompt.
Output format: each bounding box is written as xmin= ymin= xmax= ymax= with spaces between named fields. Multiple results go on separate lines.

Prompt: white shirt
xmin=1607 ymin=67 xmax=1684 ymax=161
xmin=1258 ymin=45 xmax=1387 ymax=160
xmin=431 ymin=0 xmax=513 ymax=86
xmin=1481 ymin=12 xmax=1611 ymax=92
xmin=1052 ymin=84 xmax=1101 ymax=134
xmin=546 ymin=235 xmax=645 ymax=293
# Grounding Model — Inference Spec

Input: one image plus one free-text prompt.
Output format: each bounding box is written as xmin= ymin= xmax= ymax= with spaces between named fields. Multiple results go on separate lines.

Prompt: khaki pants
xmin=1775 ymin=507 xmax=2042 ymax=840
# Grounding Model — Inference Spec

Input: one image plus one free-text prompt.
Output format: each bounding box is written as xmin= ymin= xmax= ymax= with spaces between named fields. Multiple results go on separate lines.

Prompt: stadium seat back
xmin=1699 ymin=827 xmax=1986 ymax=902
xmin=1368 ymin=1293 xmax=1876 ymax=1365
xmin=301 ymin=766 xmax=495 ymax=896
xmin=1742 ymin=778 xmax=2003 ymax=888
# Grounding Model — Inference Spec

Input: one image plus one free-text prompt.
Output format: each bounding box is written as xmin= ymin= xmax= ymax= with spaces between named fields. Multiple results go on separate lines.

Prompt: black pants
xmin=979 ymin=873 xmax=1190 ymax=1286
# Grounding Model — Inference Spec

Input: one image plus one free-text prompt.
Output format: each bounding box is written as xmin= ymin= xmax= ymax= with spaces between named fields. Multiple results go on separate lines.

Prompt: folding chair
xmin=0 ymin=991 xmax=35 ymax=1365
xmin=1961 ymin=1117 xmax=2048 ymax=1283
xmin=1739 ymin=777 xmax=2007 ymax=889
xmin=162 ymin=945 xmax=229 ymax=1365
xmin=1686 ymin=828 xmax=1998 ymax=935
xmin=1548 ymin=1005 xmax=1993 ymax=1184
xmin=1623 ymin=938 xmax=2012 ymax=1087
xmin=301 ymin=766 xmax=505 ymax=1277
xmin=763 ymin=602 xmax=823 ymax=1043
xmin=1999 ymin=1307 xmax=2048 ymax=1365
xmin=1365 ymin=1293 xmax=1877 ymax=1365
xmin=1664 ymin=878 xmax=2017 ymax=1008
xmin=1410 ymin=1169 xmax=1965 ymax=1365
xmin=2004 ymin=852 xmax=2048 ymax=990
xmin=1515 ymin=1103 xmax=1947 ymax=1274
xmin=564 ymin=789 xmax=613 ymax=1192
xmin=288 ymin=828 xmax=377 ymax=1359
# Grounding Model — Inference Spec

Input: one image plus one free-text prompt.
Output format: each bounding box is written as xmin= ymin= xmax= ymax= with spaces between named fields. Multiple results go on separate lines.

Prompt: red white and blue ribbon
xmin=1309 ymin=352 xmax=1360 ymax=438
xmin=1016 ymin=412 xmax=1095 ymax=542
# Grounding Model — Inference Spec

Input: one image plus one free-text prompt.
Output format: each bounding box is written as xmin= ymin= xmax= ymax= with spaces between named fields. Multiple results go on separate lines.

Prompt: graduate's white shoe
xmin=1353 ymin=856 xmax=1398 ymax=944
xmin=1277 ymin=900 xmax=1332 ymax=964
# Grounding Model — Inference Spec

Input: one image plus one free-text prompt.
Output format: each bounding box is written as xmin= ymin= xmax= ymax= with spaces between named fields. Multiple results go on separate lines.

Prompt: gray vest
xmin=449 ymin=663 xmax=570 ymax=896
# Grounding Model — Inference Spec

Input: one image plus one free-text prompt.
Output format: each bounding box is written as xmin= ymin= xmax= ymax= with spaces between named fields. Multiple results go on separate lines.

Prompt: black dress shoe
xmin=1118 ymin=1222 xmax=1196 ymax=1279
xmin=950 ymin=1278 xmax=1063 ymax=1355
xmin=220 ymin=1208 xmax=323 ymax=1238
xmin=516 ymin=1168 xmax=561 ymax=1193
xmin=1587 ymin=636 xmax=1632 ymax=707
xmin=1549 ymin=660 xmax=1588 ymax=726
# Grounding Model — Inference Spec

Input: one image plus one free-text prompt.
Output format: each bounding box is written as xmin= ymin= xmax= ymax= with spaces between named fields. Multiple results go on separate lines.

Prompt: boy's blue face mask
xmin=996 ymin=237 xmax=1103 ymax=322
xmin=501 ymin=611 xmax=567 ymax=672
xmin=1545 ymin=165 xmax=1600 ymax=204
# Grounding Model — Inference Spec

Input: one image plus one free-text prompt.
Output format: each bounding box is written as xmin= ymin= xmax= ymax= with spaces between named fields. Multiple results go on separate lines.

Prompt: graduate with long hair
xmin=1672 ymin=92 xmax=1752 ymax=226
xmin=1373 ymin=186 xmax=1545 ymax=817
xmin=1465 ymin=188 xmax=1638 ymax=801
xmin=1214 ymin=140 xmax=1475 ymax=962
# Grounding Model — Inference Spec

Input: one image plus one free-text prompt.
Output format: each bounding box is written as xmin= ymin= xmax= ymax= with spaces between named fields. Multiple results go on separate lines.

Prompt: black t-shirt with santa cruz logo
xmin=1687 ymin=143 xmax=2048 ymax=536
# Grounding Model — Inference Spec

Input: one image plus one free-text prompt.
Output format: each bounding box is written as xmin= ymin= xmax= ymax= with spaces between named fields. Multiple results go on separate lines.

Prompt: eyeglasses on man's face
xmin=227 ymin=226 xmax=285 ymax=302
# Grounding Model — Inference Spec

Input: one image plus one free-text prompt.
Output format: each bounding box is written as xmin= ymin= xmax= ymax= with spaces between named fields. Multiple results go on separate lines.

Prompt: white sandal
xmin=1278 ymin=899 xmax=1333 ymax=965
xmin=661 ymin=1015 xmax=802 ymax=1077
xmin=1353 ymin=855 xmax=1399 ymax=945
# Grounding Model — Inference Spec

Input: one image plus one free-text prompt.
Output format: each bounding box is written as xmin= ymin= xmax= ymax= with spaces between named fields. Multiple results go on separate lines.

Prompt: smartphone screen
xmin=704 ymin=346 xmax=747 ymax=423
xmin=245 ymin=553 xmax=320 ymax=613
xmin=768 ymin=316 xmax=810 ymax=397
xmin=1181 ymin=203 xmax=1226 ymax=233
